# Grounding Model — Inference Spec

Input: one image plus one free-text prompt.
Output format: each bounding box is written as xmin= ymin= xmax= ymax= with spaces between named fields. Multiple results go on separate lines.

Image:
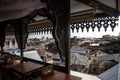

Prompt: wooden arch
xmin=0 ymin=0 xmax=70 ymax=73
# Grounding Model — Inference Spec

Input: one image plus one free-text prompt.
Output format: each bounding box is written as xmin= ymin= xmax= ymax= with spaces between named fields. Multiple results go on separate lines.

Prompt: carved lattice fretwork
xmin=28 ymin=24 xmax=52 ymax=34
xmin=70 ymin=16 xmax=118 ymax=32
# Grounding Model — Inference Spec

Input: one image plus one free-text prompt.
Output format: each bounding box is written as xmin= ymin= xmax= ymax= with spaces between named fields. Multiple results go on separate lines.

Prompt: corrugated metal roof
xmin=98 ymin=64 xmax=119 ymax=80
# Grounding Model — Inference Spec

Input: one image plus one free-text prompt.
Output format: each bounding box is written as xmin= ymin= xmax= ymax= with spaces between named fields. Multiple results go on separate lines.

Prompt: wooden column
xmin=118 ymin=0 xmax=120 ymax=14
xmin=117 ymin=1 xmax=120 ymax=80
xmin=12 ymin=18 xmax=29 ymax=62
xmin=45 ymin=0 xmax=70 ymax=73
xmin=64 ymin=0 xmax=70 ymax=74
xmin=0 ymin=21 xmax=7 ymax=54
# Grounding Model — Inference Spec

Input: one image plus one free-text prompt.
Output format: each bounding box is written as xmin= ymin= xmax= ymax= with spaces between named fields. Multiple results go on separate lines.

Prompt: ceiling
xmin=34 ymin=0 xmax=118 ymax=22
xmin=0 ymin=0 xmax=118 ymax=22
xmin=71 ymin=0 xmax=93 ymax=13
xmin=0 ymin=0 xmax=47 ymax=22
xmin=71 ymin=0 xmax=117 ymax=15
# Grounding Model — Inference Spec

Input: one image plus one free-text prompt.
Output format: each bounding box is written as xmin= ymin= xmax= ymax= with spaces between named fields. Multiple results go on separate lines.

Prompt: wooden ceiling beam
xmin=74 ymin=0 xmax=91 ymax=5
xmin=70 ymin=9 xmax=95 ymax=23
xmin=75 ymin=0 xmax=118 ymax=16
xmin=71 ymin=9 xmax=95 ymax=17
xmin=28 ymin=19 xmax=52 ymax=26
xmin=90 ymin=0 xmax=118 ymax=16
xmin=118 ymin=0 xmax=120 ymax=14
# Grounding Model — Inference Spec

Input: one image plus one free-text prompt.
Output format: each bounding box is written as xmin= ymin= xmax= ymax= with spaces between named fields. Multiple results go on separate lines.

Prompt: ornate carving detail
xmin=86 ymin=22 xmax=90 ymax=32
xmin=70 ymin=11 xmax=94 ymax=23
xmin=70 ymin=24 xmax=75 ymax=33
xmin=0 ymin=21 xmax=7 ymax=52
xmin=70 ymin=16 xmax=118 ymax=32
xmin=28 ymin=25 xmax=52 ymax=34
xmin=45 ymin=0 xmax=69 ymax=61
xmin=12 ymin=18 xmax=29 ymax=49
xmin=80 ymin=22 xmax=84 ymax=32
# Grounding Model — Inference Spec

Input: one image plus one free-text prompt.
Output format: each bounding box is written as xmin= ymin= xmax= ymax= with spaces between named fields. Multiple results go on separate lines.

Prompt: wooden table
xmin=10 ymin=61 xmax=44 ymax=80
xmin=36 ymin=70 xmax=82 ymax=80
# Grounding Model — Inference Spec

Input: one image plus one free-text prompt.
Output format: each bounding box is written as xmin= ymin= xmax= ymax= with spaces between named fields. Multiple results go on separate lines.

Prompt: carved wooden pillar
xmin=12 ymin=18 xmax=29 ymax=62
xmin=118 ymin=0 xmax=120 ymax=14
xmin=0 ymin=21 xmax=7 ymax=54
xmin=117 ymin=1 xmax=120 ymax=79
xmin=44 ymin=0 xmax=70 ymax=73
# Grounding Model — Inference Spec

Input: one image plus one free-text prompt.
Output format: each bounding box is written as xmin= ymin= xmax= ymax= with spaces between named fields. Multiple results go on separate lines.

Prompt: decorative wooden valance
xmin=70 ymin=13 xmax=94 ymax=23
xmin=27 ymin=16 xmax=118 ymax=34
xmin=28 ymin=20 xmax=53 ymax=34
xmin=28 ymin=25 xmax=53 ymax=34
xmin=70 ymin=16 xmax=118 ymax=32
xmin=70 ymin=9 xmax=95 ymax=23
xmin=4 ymin=16 xmax=119 ymax=36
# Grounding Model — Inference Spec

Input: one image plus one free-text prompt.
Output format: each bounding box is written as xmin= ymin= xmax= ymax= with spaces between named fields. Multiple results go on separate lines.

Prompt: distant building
xmin=70 ymin=37 xmax=83 ymax=47
xmin=70 ymin=46 xmax=91 ymax=73
xmin=4 ymin=35 xmax=18 ymax=50
xmin=24 ymin=50 xmax=43 ymax=61
xmin=70 ymin=46 xmax=88 ymax=55
xmin=100 ymin=41 xmax=120 ymax=54
xmin=80 ymin=42 xmax=90 ymax=49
